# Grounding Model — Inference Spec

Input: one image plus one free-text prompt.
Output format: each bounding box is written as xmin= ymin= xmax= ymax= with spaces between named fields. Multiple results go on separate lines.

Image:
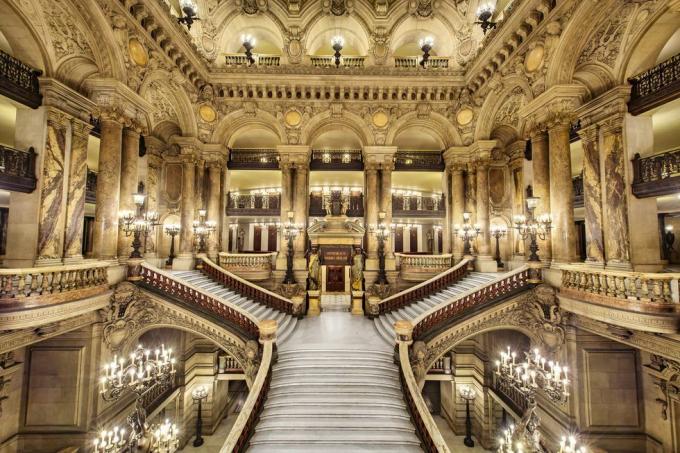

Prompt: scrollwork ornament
xmin=102 ymin=283 xmax=159 ymax=353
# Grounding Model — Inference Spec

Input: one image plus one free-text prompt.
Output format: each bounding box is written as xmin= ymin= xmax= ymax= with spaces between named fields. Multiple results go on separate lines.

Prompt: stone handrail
xmin=370 ymin=258 xmax=471 ymax=316
xmin=310 ymin=55 xmax=366 ymax=68
xmin=224 ymin=53 xmax=281 ymax=67
xmin=560 ymin=265 xmax=680 ymax=311
xmin=221 ymin=339 xmax=273 ymax=453
xmin=394 ymin=56 xmax=450 ymax=69
xmin=218 ymin=252 xmax=276 ymax=281
xmin=398 ymin=341 xmax=450 ymax=453
xmin=396 ymin=254 xmax=453 ymax=282
xmin=139 ymin=262 xmax=260 ymax=340
xmin=412 ymin=266 xmax=532 ymax=341
xmin=0 ymin=261 xmax=109 ymax=307
xmin=200 ymin=255 xmax=301 ymax=316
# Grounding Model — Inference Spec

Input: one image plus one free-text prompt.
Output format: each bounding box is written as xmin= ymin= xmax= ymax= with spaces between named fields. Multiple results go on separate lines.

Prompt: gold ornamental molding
xmin=519 ymin=84 xmax=588 ymax=127
xmin=575 ymin=85 xmax=631 ymax=128
xmin=39 ymin=78 xmax=97 ymax=123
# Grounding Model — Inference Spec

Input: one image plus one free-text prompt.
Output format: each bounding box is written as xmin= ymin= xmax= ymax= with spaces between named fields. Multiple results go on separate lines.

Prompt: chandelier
xmin=150 ymin=419 xmax=180 ymax=453
xmin=93 ymin=426 xmax=127 ymax=453
xmin=177 ymin=0 xmax=200 ymax=30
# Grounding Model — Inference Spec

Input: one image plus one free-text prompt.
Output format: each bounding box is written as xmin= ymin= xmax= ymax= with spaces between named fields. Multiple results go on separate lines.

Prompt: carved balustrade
xmin=493 ymin=374 xmax=528 ymax=415
xmin=224 ymin=54 xmax=281 ymax=67
xmin=560 ymin=266 xmax=680 ymax=312
xmin=139 ymin=263 xmax=260 ymax=340
xmin=309 ymin=191 xmax=364 ymax=217
xmin=0 ymin=262 xmax=109 ymax=308
xmin=396 ymin=253 xmax=452 ymax=282
xmin=394 ymin=151 xmax=445 ymax=171
xmin=392 ymin=193 xmax=445 ymax=218
xmin=222 ymin=340 xmax=274 ymax=453
xmin=412 ymin=267 xmax=532 ymax=341
xmin=372 ymin=258 xmax=471 ymax=316
xmin=139 ymin=381 xmax=176 ymax=414
xmin=227 ymin=192 xmax=281 ymax=216
xmin=394 ymin=56 xmax=450 ymax=69
xmin=631 ymin=147 xmax=680 ymax=197
xmin=0 ymin=50 xmax=42 ymax=109
xmin=310 ymin=149 xmax=363 ymax=170
xmin=0 ymin=145 xmax=37 ymax=193
xmin=629 ymin=52 xmax=680 ymax=115
xmin=200 ymin=256 xmax=300 ymax=316
xmin=310 ymin=56 xmax=365 ymax=68
xmin=227 ymin=149 xmax=280 ymax=169
xmin=218 ymin=252 xmax=276 ymax=281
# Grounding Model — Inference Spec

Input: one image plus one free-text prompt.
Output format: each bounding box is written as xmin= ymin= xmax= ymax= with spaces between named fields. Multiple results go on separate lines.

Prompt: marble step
xmin=277 ymin=348 xmax=394 ymax=359
xmin=268 ymin=381 xmax=403 ymax=396
xmin=256 ymin=415 xmax=414 ymax=430
xmin=249 ymin=429 xmax=421 ymax=445
xmin=261 ymin=403 xmax=411 ymax=418
xmin=263 ymin=393 xmax=407 ymax=408
xmin=271 ymin=373 xmax=401 ymax=386
xmin=272 ymin=363 xmax=398 ymax=376
xmin=275 ymin=353 xmax=395 ymax=366
xmin=246 ymin=444 xmax=424 ymax=453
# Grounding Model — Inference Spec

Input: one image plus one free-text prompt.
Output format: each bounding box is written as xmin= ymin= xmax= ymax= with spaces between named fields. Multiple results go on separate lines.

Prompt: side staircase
xmin=172 ymin=270 xmax=298 ymax=343
xmin=374 ymin=271 xmax=498 ymax=344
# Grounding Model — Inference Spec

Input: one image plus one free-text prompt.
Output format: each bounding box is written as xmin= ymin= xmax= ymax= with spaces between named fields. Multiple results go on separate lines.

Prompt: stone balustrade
xmin=218 ymin=252 xmax=276 ymax=281
xmin=0 ymin=262 xmax=109 ymax=307
xmin=393 ymin=56 xmax=449 ymax=69
xmin=560 ymin=266 xmax=680 ymax=310
xmin=396 ymin=253 xmax=452 ymax=282
xmin=310 ymin=55 xmax=365 ymax=68
xmin=224 ymin=54 xmax=281 ymax=67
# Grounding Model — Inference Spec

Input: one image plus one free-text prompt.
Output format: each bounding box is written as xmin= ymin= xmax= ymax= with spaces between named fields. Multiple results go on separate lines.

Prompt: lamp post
xmin=371 ymin=211 xmax=390 ymax=285
xmin=459 ymin=384 xmax=477 ymax=448
xmin=419 ymin=36 xmax=434 ymax=68
xmin=193 ymin=209 xmax=217 ymax=254
xmin=513 ymin=196 xmax=552 ymax=263
xmin=490 ymin=224 xmax=508 ymax=268
xmin=475 ymin=3 xmax=497 ymax=34
xmin=241 ymin=34 xmax=256 ymax=65
xmin=454 ymin=212 xmax=481 ymax=256
xmin=177 ymin=0 xmax=200 ymax=30
xmin=191 ymin=386 xmax=209 ymax=447
xmin=164 ymin=224 xmax=180 ymax=266
xmin=331 ymin=35 xmax=344 ymax=68
xmin=120 ymin=193 xmax=160 ymax=259
xmin=282 ymin=211 xmax=300 ymax=285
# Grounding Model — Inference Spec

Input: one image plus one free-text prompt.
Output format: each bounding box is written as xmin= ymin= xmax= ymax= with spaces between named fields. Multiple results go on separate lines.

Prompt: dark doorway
xmin=253 ymin=225 xmax=262 ymax=252
xmin=395 ymin=226 xmax=403 ymax=253
xmin=410 ymin=228 xmax=418 ymax=253
xmin=326 ymin=266 xmax=345 ymax=292
xmin=267 ymin=225 xmax=278 ymax=252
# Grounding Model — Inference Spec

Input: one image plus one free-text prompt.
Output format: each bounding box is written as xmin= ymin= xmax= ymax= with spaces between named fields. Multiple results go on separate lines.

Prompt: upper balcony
xmin=227 ymin=149 xmax=280 ymax=170
xmin=227 ymin=190 xmax=281 ymax=217
xmin=631 ymin=147 xmax=680 ymax=198
xmin=0 ymin=50 xmax=42 ymax=109
xmin=392 ymin=191 xmax=445 ymax=218
xmin=628 ymin=53 xmax=680 ymax=115
xmin=309 ymin=188 xmax=364 ymax=218
xmin=0 ymin=144 xmax=37 ymax=193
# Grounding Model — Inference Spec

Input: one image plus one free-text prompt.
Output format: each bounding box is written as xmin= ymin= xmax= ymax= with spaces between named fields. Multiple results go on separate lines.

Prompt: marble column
xmin=601 ymin=120 xmax=631 ymax=268
xmin=476 ymin=161 xmax=491 ymax=257
xmin=442 ymin=169 xmax=451 ymax=255
xmin=206 ymin=161 xmax=222 ymax=260
xmin=280 ymin=162 xmax=293 ymax=250
xmin=509 ymin=151 xmax=525 ymax=259
xmin=178 ymin=155 xmax=196 ymax=257
xmin=117 ymin=128 xmax=140 ymax=261
xmin=578 ymin=126 xmax=605 ymax=264
xmin=293 ymin=162 xmax=309 ymax=254
xmin=196 ymin=159 xmax=206 ymax=210
xmin=465 ymin=166 xmax=477 ymax=224
xmin=531 ymin=128 xmax=552 ymax=261
xmin=451 ymin=165 xmax=466 ymax=259
xmin=63 ymin=118 xmax=93 ymax=262
xmin=36 ymin=109 xmax=70 ymax=265
xmin=380 ymin=162 xmax=394 ymax=258
xmin=548 ymin=118 xmax=577 ymax=264
xmin=93 ymin=117 xmax=123 ymax=261
xmin=365 ymin=163 xmax=379 ymax=259
xmin=144 ymin=139 xmax=163 ymax=259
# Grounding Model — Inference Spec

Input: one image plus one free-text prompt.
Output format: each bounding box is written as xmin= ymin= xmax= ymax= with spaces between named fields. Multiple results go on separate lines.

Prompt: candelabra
xmin=476 ymin=3 xmax=497 ymax=34
xmin=150 ymin=419 xmax=180 ymax=453
xmin=282 ymin=211 xmax=301 ymax=284
xmin=559 ymin=435 xmax=587 ymax=453
xmin=193 ymin=209 xmax=217 ymax=253
xmin=491 ymin=224 xmax=508 ymax=268
xmin=192 ymin=386 xmax=209 ymax=447
xmin=419 ymin=36 xmax=434 ymax=68
xmin=241 ymin=34 xmax=256 ymax=65
xmin=177 ymin=0 xmax=200 ymax=30
xmin=454 ymin=212 xmax=481 ymax=256
xmin=164 ymin=224 xmax=180 ymax=266
xmin=332 ymin=35 xmax=344 ymax=68
xmin=93 ymin=426 xmax=127 ymax=453
xmin=459 ymin=384 xmax=476 ymax=448
xmin=513 ymin=196 xmax=552 ymax=262
xmin=370 ymin=211 xmax=390 ymax=285
xmin=120 ymin=193 xmax=160 ymax=259
xmin=100 ymin=344 xmax=176 ymax=402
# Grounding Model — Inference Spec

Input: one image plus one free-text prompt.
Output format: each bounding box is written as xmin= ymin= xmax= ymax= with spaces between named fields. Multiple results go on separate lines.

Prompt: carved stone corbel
xmin=102 ymin=283 xmax=160 ymax=353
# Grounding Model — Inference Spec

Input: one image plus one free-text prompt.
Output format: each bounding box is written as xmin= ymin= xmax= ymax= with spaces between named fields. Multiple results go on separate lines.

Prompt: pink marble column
xmin=531 ymin=128 xmax=552 ymax=261
xmin=63 ymin=118 xmax=93 ymax=261
xmin=179 ymin=156 xmax=196 ymax=255
xmin=451 ymin=165 xmax=466 ymax=259
xmin=206 ymin=161 xmax=223 ymax=259
xmin=117 ymin=128 xmax=140 ymax=260
xmin=601 ymin=121 xmax=631 ymax=267
xmin=548 ymin=119 xmax=577 ymax=264
xmin=93 ymin=117 xmax=123 ymax=261
xmin=476 ymin=161 xmax=491 ymax=256
xmin=36 ymin=109 xmax=70 ymax=264
xmin=578 ymin=126 xmax=605 ymax=264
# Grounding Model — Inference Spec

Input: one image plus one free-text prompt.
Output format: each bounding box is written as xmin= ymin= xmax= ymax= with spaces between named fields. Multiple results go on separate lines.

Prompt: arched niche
xmin=390 ymin=16 xmax=454 ymax=57
xmin=0 ymin=0 xmax=49 ymax=72
xmin=311 ymin=128 xmax=363 ymax=150
xmin=623 ymin=9 xmax=680 ymax=79
xmin=229 ymin=127 xmax=281 ymax=149
xmin=217 ymin=15 xmax=284 ymax=58
xmin=305 ymin=16 xmax=369 ymax=56
xmin=393 ymin=125 xmax=445 ymax=151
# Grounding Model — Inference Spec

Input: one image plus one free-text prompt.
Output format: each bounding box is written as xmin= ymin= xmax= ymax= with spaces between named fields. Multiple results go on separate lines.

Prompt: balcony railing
xmin=218 ymin=252 xmax=276 ymax=281
xmin=394 ymin=151 xmax=445 ymax=171
xmin=310 ymin=55 xmax=366 ymax=68
xmin=224 ymin=54 xmax=281 ymax=67
xmin=631 ymin=148 xmax=680 ymax=198
xmin=86 ymin=169 xmax=97 ymax=203
xmin=310 ymin=149 xmax=363 ymax=171
xmin=227 ymin=192 xmax=281 ymax=216
xmin=394 ymin=56 xmax=450 ymax=69
xmin=573 ymin=174 xmax=583 ymax=208
xmin=309 ymin=192 xmax=364 ymax=217
xmin=0 ymin=50 xmax=42 ymax=109
xmin=228 ymin=149 xmax=280 ymax=170
xmin=629 ymin=52 xmax=680 ymax=115
xmin=392 ymin=193 xmax=445 ymax=218
xmin=0 ymin=145 xmax=37 ymax=193
xmin=396 ymin=253 xmax=452 ymax=282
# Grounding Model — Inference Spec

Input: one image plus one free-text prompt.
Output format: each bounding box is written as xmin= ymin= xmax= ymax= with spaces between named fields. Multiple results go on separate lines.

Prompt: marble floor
xmin=179 ymin=413 xmax=238 ymax=452
xmin=434 ymin=416 xmax=492 ymax=452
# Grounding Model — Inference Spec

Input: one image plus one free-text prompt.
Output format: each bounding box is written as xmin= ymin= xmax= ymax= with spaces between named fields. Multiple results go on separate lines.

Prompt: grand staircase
xmin=374 ymin=271 xmax=498 ymax=344
xmin=172 ymin=270 xmax=298 ymax=343
xmin=248 ymin=313 xmax=423 ymax=453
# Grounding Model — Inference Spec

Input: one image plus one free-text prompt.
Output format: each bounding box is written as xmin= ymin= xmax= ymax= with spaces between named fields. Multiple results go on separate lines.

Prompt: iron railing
xmin=631 ymin=148 xmax=680 ymax=197
xmin=629 ymin=53 xmax=680 ymax=115
xmin=393 ymin=193 xmax=445 ymax=218
xmin=228 ymin=149 xmax=280 ymax=169
xmin=227 ymin=192 xmax=281 ymax=216
xmin=310 ymin=149 xmax=363 ymax=170
xmin=0 ymin=145 xmax=37 ymax=193
xmin=394 ymin=151 xmax=445 ymax=171
xmin=0 ymin=50 xmax=42 ymax=109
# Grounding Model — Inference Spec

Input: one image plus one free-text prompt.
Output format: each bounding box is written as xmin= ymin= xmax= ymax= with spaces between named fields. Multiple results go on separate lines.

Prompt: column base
xmin=308 ymin=290 xmax=321 ymax=316
xmin=351 ymin=291 xmax=364 ymax=316
xmin=62 ymin=255 xmax=84 ymax=265
xmin=474 ymin=255 xmax=498 ymax=273
xmin=172 ymin=254 xmax=195 ymax=271
xmin=34 ymin=257 xmax=63 ymax=267
xmin=606 ymin=260 xmax=633 ymax=271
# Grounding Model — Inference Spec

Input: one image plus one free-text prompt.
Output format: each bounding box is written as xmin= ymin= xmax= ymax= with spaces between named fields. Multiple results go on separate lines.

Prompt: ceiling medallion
xmin=456 ymin=108 xmax=474 ymax=126
xmin=128 ymin=39 xmax=148 ymax=67
xmin=525 ymin=45 xmax=545 ymax=73
xmin=372 ymin=111 xmax=389 ymax=128
xmin=285 ymin=110 xmax=302 ymax=127
xmin=199 ymin=105 xmax=217 ymax=123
